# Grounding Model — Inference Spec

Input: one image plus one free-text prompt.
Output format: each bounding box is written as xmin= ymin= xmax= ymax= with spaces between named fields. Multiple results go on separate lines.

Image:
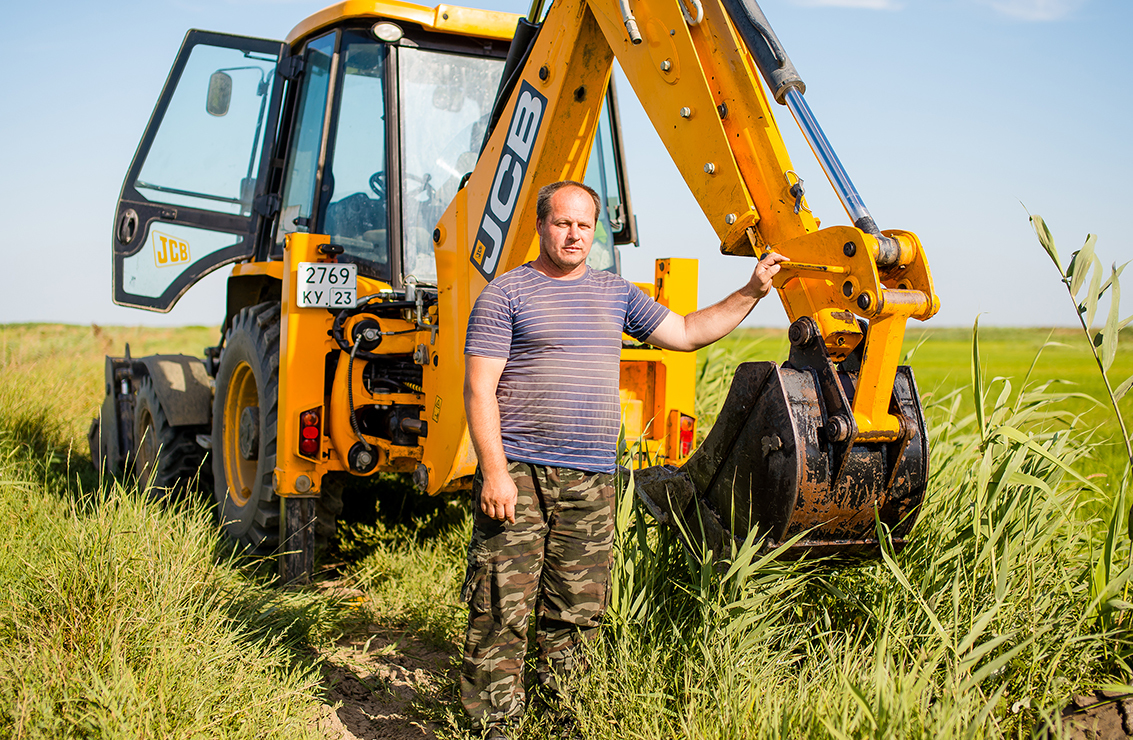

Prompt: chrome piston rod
xmin=719 ymin=0 xmax=883 ymax=237
xmin=782 ymin=87 xmax=880 ymax=236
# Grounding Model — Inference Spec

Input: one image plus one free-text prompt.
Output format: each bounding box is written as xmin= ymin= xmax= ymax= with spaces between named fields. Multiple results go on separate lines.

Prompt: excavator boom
xmin=430 ymin=0 xmax=939 ymax=557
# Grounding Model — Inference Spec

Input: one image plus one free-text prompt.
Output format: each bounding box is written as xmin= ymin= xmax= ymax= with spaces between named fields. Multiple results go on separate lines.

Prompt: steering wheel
xmin=404 ymin=172 xmax=434 ymax=202
xmin=368 ymin=172 xmax=386 ymax=202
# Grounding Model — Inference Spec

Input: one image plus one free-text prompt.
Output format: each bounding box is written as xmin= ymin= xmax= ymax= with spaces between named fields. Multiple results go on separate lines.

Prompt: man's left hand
xmin=745 ymin=252 xmax=790 ymax=300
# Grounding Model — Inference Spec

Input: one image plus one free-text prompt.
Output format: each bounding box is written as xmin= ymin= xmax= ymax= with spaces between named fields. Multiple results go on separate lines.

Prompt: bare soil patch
xmin=310 ymin=581 xmax=459 ymax=740
xmin=314 ymin=626 xmax=455 ymax=740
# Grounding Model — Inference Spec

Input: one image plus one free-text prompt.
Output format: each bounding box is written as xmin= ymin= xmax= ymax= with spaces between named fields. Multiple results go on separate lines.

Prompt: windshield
xmin=398 ymin=47 xmax=504 ymax=284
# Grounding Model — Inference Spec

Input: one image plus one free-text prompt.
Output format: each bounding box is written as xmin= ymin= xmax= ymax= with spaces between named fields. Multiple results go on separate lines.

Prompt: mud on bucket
xmin=634 ymin=356 xmax=928 ymax=561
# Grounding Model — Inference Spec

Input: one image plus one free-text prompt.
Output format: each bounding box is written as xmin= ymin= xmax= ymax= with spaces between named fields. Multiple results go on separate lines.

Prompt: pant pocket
xmin=461 ymin=547 xmax=492 ymax=613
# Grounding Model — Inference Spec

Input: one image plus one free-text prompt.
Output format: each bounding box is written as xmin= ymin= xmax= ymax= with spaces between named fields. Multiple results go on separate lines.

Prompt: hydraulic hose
xmin=718 ymin=0 xmax=804 ymax=104
xmin=347 ymin=341 xmax=372 ymax=452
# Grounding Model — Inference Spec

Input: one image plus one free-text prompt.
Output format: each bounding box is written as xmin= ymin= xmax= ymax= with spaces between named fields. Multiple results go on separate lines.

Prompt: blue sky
xmin=1 ymin=0 xmax=1128 ymax=328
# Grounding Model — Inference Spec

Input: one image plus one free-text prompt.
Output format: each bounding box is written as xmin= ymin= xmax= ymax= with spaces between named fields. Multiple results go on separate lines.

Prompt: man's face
xmin=535 ymin=187 xmax=596 ymax=276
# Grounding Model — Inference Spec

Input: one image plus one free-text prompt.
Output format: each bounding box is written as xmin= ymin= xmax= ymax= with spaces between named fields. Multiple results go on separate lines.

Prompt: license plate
xmin=297 ymin=262 xmax=356 ymax=309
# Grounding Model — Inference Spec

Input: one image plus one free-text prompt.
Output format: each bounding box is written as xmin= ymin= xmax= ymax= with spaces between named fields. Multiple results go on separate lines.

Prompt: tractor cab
xmin=112 ymin=4 xmax=637 ymax=313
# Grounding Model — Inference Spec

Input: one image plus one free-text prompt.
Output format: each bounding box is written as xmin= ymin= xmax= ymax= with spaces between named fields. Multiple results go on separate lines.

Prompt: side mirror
xmin=207 ymin=71 xmax=232 ymax=117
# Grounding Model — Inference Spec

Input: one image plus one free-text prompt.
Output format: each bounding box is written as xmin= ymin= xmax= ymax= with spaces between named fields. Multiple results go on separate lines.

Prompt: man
xmin=461 ymin=180 xmax=786 ymax=736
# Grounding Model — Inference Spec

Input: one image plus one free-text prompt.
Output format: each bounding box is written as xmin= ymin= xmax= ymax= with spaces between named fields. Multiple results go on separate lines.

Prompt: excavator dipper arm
xmin=425 ymin=0 xmax=939 ymax=558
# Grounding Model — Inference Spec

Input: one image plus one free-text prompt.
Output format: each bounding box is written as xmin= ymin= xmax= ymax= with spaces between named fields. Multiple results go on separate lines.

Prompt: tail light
xmin=679 ymin=414 xmax=695 ymax=457
xmin=299 ymin=409 xmax=321 ymax=458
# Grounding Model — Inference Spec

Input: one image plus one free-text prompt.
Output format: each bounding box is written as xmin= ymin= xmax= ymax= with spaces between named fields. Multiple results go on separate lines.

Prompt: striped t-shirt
xmin=465 ymin=263 xmax=671 ymax=474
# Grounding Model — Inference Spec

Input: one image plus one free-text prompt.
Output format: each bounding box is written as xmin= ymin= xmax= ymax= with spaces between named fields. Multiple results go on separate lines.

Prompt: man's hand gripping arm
xmin=645 ymin=252 xmax=788 ymax=351
xmin=464 ymin=355 xmax=517 ymax=524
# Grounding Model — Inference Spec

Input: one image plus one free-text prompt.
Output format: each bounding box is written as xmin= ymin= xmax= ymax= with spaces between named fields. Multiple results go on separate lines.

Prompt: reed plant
xmin=590 ymin=320 xmax=1133 ymax=739
xmin=1031 ymin=215 xmax=1133 ymax=472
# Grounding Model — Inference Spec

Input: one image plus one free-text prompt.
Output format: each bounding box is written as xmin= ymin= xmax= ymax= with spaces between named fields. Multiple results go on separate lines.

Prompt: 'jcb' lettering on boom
xmin=470 ymin=81 xmax=546 ymax=281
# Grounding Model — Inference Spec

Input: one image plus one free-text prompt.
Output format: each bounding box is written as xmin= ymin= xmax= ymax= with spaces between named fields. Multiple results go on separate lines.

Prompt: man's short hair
xmin=536 ymin=181 xmax=602 ymax=224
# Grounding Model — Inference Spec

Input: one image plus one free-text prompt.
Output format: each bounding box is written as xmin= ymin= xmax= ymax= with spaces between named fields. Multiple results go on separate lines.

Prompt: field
xmin=1 ymin=322 xmax=1132 ymax=739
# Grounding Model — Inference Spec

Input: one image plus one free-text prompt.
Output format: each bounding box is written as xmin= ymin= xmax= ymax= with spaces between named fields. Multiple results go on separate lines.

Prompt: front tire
xmin=212 ymin=302 xmax=282 ymax=553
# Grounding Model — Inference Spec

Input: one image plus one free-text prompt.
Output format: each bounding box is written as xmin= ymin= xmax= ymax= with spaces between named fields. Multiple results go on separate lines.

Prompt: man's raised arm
xmin=645 ymin=252 xmax=788 ymax=352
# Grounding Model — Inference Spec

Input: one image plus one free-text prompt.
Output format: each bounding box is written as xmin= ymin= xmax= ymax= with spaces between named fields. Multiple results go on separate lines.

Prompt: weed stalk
xmin=1031 ymin=214 xmax=1133 ymax=471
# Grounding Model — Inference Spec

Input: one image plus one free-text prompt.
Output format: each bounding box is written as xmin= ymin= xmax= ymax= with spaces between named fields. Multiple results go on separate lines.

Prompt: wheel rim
xmin=223 ymin=361 xmax=259 ymax=507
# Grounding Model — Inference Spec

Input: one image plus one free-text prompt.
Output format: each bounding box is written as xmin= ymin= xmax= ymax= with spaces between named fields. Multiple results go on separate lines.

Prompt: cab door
xmin=113 ymin=30 xmax=286 ymax=311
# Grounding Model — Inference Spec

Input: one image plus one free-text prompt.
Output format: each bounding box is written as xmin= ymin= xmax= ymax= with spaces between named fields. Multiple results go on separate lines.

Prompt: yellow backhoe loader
xmin=92 ymin=0 xmax=937 ymax=582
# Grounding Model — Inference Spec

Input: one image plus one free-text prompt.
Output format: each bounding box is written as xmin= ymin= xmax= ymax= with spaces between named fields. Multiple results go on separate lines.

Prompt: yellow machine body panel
xmin=286 ymin=0 xmax=520 ymax=45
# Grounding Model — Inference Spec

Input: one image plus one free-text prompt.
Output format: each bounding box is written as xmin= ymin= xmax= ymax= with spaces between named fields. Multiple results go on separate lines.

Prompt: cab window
xmin=318 ymin=33 xmax=391 ymax=279
xmin=276 ymin=32 xmax=335 ymax=248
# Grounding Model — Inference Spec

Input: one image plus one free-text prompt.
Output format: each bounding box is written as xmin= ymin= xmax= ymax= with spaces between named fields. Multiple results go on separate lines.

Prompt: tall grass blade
xmin=1115 ymin=373 xmax=1133 ymax=402
xmin=1084 ymin=254 xmax=1104 ymax=328
xmin=972 ymin=317 xmax=986 ymax=439
xmin=1068 ymin=234 xmax=1098 ymax=296
xmin=1101 ymin=263 xmax=1121 ymax=372
xmin=1098 ymin=259 xmax=1129 ymax=297
xmin=1030 ymin=214 xmax=1061 ymax=271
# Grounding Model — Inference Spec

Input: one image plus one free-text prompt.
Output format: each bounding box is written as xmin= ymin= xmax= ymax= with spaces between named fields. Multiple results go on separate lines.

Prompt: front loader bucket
xmin=636 ymin=334 xmax=927 ymax=560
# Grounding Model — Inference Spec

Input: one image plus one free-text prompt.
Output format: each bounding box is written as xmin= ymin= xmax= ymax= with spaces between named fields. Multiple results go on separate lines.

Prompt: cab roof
xmin=286 ymin=0 xmax=521 ymax=45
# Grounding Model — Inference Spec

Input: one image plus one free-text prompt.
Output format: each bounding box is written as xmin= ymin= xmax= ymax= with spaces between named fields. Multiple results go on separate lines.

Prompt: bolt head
xmin=413 ymin=464 xmax=429 ymax=491
xmin=725 ymin=213 xmax=736 ymax=225
xmin=538 ymin=65 xmax=549 ymax=81
xmin=704 ymin=162 xmax=715 ymax=174
xmin=294 ymin=474 xmax=312 ymax=493
xmin=788 ymin=318 xmax=816 ymax=347
xmin=680 ymin=107 xmax=691 ymax=118
xmin=826 ymin=415 xmax=852 ymax=442
xmin=857 ymin=293 xmax=872 ymax=310
xmin=661 ymin=59 xmax=672 ymax=72
xmin=843 ymin=242 xmax=856 ymax=257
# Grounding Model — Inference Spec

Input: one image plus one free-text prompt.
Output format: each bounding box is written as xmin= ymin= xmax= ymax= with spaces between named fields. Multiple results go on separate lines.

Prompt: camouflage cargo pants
xmin=460 ymin=461 xmax=616 ymax=729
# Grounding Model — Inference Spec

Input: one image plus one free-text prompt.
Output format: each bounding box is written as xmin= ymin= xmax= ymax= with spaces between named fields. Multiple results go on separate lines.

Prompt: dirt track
xmin=1059 ymin=691 xmax=1133 ymax=739
xmin=311 ymin=582 xmax=456 ymax=740
xmin=315 ymin=630 xmax=451 ymax=739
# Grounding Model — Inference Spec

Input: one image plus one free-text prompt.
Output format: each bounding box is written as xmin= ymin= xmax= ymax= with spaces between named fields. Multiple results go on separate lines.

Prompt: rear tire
xmin=212 ymin=302 xmax=282 ymax=554
xmin=134 ymin=376 xmax=209 ymax=501
xmin=211 ymin=302 xmax=340 ymax=583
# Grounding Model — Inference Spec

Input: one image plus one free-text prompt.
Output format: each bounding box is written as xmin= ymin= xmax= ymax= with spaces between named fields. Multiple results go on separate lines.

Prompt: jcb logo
xmin=470 ymin=81 xmax=546 ymax=281
xmin=152 ymin=231 xmax=191 ymax=268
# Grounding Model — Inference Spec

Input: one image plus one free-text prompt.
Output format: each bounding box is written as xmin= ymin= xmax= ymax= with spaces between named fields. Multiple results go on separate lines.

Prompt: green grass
xmin=705 ymin=326 xmax=1133 ymax=485
xmin=590 ymin=342 xmax=1133 ymax=739
xmin=0 ymin=439 xmax=348 ymax=738
xmin=3 ymin=321 xmax=1132 ymax=738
